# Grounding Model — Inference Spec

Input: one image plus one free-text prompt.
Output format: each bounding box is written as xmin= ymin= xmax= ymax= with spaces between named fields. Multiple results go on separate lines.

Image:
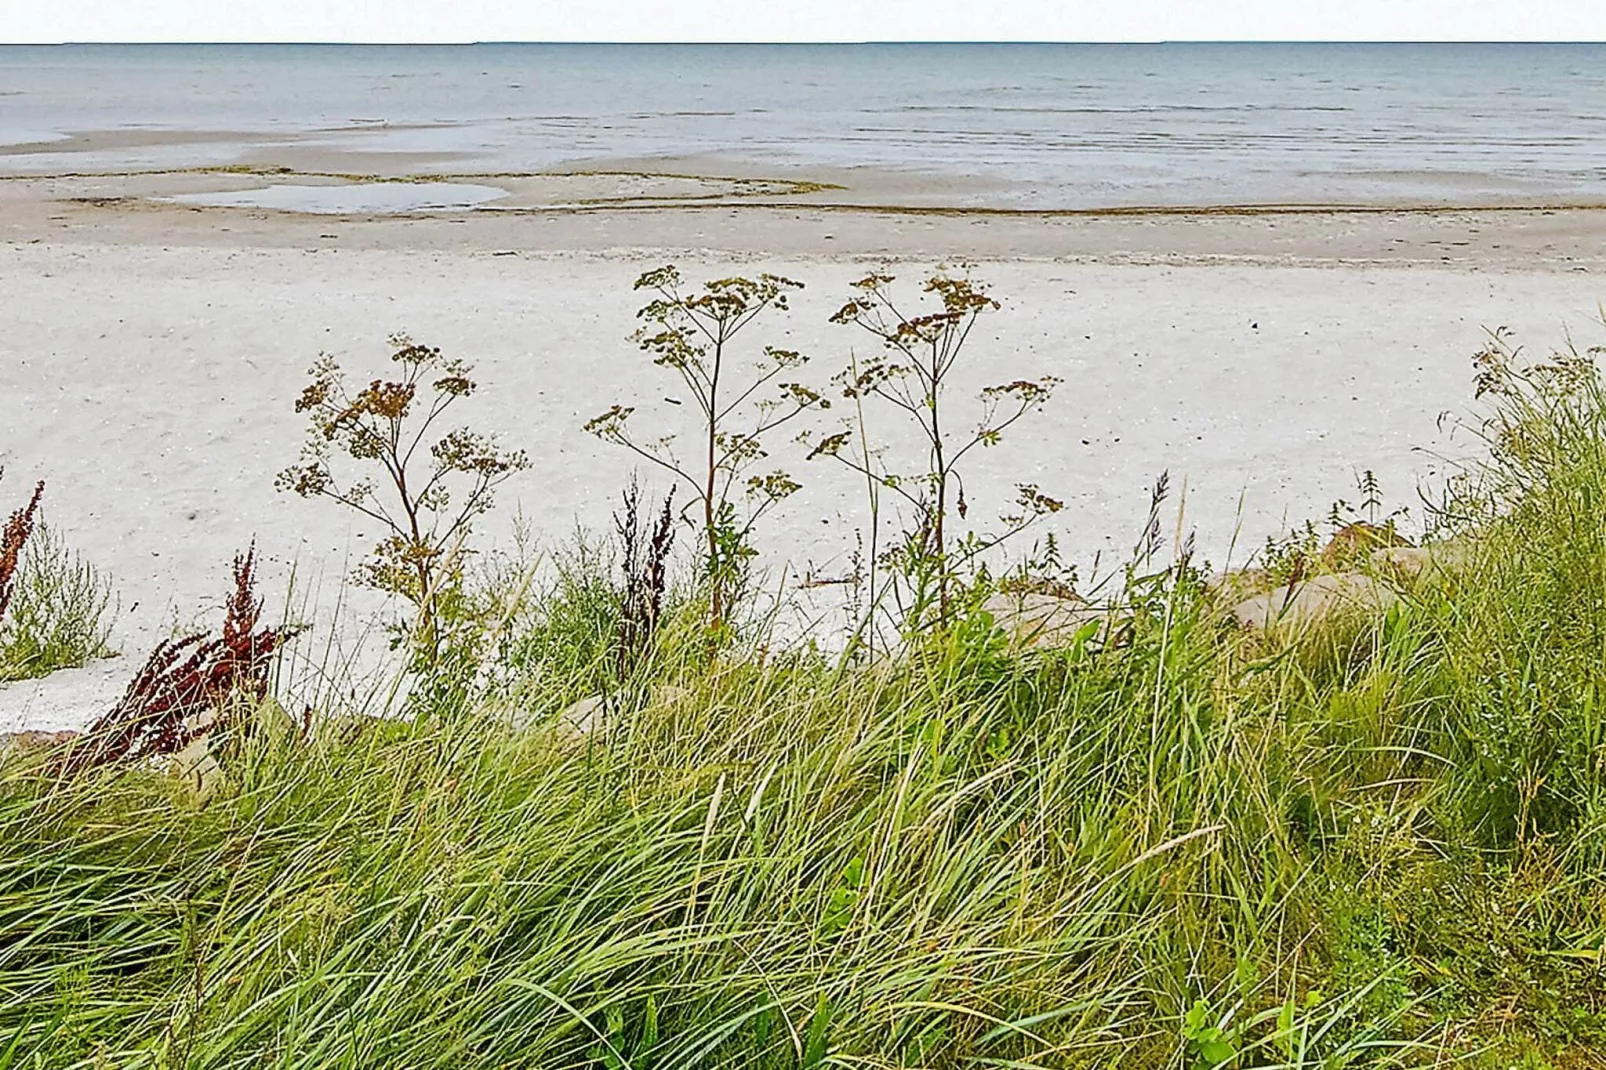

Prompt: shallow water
xmin=163 ymin=181 xmax=508 ymax=213
xmin=4 ymin=43 xmax=1606 ymax=208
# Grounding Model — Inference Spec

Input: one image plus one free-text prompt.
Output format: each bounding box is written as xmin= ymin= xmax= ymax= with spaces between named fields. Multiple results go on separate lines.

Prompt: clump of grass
xmin=473 ymin=556 xmax=618 ymax=736
xmin=494 ymin=486 xmax=691 ymax=710
xmin=0 ymin=496 xmax=114 ymax=683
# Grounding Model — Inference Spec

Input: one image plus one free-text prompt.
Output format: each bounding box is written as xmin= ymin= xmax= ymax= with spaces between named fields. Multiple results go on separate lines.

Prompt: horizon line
xmin=7 ymin=38 xmax=1606 ymax=47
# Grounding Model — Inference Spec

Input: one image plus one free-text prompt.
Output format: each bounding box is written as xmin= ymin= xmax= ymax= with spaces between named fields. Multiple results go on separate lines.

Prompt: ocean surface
xmin=3 ymin=42 xmax=1606 ymax=208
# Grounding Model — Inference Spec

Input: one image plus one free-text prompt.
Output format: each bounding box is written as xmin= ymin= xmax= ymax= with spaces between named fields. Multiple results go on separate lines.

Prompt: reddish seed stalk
xmin=0 ymin=480 xmax=44 ymax=626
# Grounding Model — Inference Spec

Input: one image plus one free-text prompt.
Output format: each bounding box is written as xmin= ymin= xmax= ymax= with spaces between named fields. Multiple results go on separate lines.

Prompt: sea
xmin=3 ymin=42 xmax=1606 ymax=208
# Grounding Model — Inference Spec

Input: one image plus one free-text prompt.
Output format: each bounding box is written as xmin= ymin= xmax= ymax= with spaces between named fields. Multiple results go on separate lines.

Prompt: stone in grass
xmin=1321 ymin=522 xmax=1412 ymax=568
xmin=2 ymin=730 xmax=221 ymax=799
xmin=982 ymin=590 xmax=1106 ymax=650
xmin=1203 ymin=568 xmax=1275 ymax=606
xmin=1209 ymin=527 xmax=1415 ymax=607
xmin=550 ymin=684 xmax=692 ymax=738
xmin=555 ymin=695 xmax=606 ymax=737
xmin=168 ymin=736 xmax=224 ymax=803
xmin=1369 ymin=540 xmax=1474 ymax=582
xmin=1230 ymin=572 xmax=1399 ymax=633
xmin=0 ymin=729 xmax=79 ymax=753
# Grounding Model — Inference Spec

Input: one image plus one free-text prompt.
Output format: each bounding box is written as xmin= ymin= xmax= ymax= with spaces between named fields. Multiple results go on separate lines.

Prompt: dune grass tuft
xmin=0 ymin=519 xmax=113 ymax=683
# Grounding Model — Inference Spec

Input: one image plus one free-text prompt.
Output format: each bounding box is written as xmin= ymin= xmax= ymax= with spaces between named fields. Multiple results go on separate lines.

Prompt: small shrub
xmin=491 ymin=486 xmax=684 ymax=709
xmin=499 ymin=533 xmax=623 ymax=703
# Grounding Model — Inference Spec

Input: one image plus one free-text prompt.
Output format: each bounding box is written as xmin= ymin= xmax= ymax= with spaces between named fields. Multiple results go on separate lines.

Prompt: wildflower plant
xmin=586 ymin=266 xmax=828 ymax=632
xmin=278 ymin=335 xmax=528 ymax=656
xmin=805 ymin=270 xmax=1062 ymax=628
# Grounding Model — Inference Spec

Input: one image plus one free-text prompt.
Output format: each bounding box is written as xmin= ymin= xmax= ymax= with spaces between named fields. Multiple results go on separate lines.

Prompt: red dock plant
xmin=0 ymin=474 xmax=44 ymax=626
xmin=614 ymin=478 xmax=676 ymax=677
xmin=59 ymin=545 xmax=299 ymax=778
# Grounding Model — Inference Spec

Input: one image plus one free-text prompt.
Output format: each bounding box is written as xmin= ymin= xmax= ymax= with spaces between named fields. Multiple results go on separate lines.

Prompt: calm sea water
xmin=3 ymin=42 xmax=1606 ymax=208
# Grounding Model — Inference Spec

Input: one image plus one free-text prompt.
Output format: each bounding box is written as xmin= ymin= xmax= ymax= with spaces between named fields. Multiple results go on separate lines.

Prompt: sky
xmin=4 ymin=0 xmax=1605 ymax=44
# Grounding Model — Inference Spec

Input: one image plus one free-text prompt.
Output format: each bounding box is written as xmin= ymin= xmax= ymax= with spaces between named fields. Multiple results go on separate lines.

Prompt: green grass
xmin=0 ymin=521 xmax=113 ymax=682
xmin=5 ymin=341 xmax=1606 ymax=1068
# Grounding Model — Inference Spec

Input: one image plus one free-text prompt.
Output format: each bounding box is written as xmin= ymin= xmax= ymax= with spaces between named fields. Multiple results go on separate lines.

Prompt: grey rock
xmin=168 ymin=736 xmax=224 ymax=802
xmin=983 ymin=591 xmax=1105 ymax=649
xmin=1203 ymin=568 xmax=1275 ymax=605
xmin=546 ymin=684 xmax=688 ymax=739
xmin=555 ymin=695 xmax=606 ymax=737
xmin=1369 ymin=540 xmax=1474 ymax=582
xmin=1231 ymin=572 xmax=1399 ymax=632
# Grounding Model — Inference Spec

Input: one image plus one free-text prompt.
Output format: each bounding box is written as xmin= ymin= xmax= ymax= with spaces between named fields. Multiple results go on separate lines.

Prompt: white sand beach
xmin=5 ymin=170 xmax=1606 ymax=729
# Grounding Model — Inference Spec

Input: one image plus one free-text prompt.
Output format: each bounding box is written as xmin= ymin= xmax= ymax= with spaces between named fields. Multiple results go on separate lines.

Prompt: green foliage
xmin=0 ymin=521 xmax=113 ymax=682
xmin=1257 ymin=468 xmax=1411 ymax=584
xmin=476 ymin=521 xmax=706 ymax=730
xmin=501 ymin=532 xmax=625 ymax=694
xmin=496 ymin=533 xmax=633 ymax=707
xmin=1182 ymin=999 xmax=1239 ymax=1069
xmin=15 ymin=328 xmax=1606 ymax=1067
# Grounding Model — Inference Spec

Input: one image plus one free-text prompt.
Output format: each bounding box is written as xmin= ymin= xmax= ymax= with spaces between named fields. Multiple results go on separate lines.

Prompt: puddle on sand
xmin=162 ymin=181 xmax=508 ymax=214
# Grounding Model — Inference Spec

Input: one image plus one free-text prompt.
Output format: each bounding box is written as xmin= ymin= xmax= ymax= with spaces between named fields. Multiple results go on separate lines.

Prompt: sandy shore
xmin=5 ymin=173 xmax=1606 ymax=730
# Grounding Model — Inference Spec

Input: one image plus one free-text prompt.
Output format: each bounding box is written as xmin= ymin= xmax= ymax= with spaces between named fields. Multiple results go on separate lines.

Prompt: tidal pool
xmin=163 ymin=181 xmax=508 ymax=214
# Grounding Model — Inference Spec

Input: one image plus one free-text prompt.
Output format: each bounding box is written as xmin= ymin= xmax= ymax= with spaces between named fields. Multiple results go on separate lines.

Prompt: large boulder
xmin=1203 ymin=568 xmax=1275 ymax=606
xmin=555 ymin=695 xmax=606 ymax=736
xmin=1321 ymin=522 xmax=1412 ymax=568
xmin=545 ymin=684 xmax=690 ymax=739
xmin=169 ymin=736 xmax=224 ymax=803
